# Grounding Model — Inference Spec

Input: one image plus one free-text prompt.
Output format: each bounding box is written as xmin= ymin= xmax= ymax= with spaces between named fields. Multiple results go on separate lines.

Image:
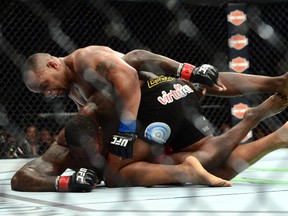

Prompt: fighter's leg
xmin=211 ymin=121 xmax=288 ymax=180
xmin=118 ymin=155 xmax=232 ymax=187
xmin=105 ymin=140 xmax=232 ymax=187
xmin=102 ymin=127 xmax=232 ymax=187
xmin=169 ymin=93 xmax=288 ymax=170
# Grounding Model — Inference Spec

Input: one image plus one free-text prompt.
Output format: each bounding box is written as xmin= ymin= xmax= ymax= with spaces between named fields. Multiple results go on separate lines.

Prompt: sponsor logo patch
xmin=227 ymin=10 xmax=247 ymax=26
xmin=229 ymin=57 xmax=249 ymax=73
xmin=147 ymin=76 xmax=175 ymax=88
xmin=110 ymin=135 xmax=133 ymax=147
xmin=231 ymin=103 xmax=249 ymax=119
xmin=157 ymin=84 xmax=194 ymax=105
xmin=228 ymin=34 xmax=248 ymax=50
xmin=144 ymin=122 xmax=171 ymax=144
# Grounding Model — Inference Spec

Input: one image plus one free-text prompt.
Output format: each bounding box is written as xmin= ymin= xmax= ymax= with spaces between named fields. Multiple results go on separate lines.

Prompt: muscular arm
xmin=123 ymin=49 xmax=288 ymax=97
xmin=206 ymin=72 xmax=286 ymax=97
xmin=123 ymin=49 xmax=180 ymax=76
xmin=79 ymin=47 xmax=141 ymax=122
xmin=105 ymin=57 xmax=140 ymax=121
xmin=123 ymin=50 xmax=225 ymax=91
xmin=11 ymin=143 xmax=71 ymax=192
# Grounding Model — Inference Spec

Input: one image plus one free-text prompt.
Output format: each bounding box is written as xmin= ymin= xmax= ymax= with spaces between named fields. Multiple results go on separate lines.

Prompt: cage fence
xmin=1 ymin=0 xmax=288 ymax=214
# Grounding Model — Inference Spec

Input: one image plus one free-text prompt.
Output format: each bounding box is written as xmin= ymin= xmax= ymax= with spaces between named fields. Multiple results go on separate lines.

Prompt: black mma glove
xmin=55 ymin=168 xmax=97 ymax=192
xmin=109 ymin=120 xmax=137 ymax=159
xmin=178 ymin=63 xmax=218 ymax=87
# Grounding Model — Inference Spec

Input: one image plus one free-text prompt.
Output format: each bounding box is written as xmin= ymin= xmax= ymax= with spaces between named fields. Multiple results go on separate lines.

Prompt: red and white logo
xmin=228 ymin=34 xmax=248 ymax=50
xmin=157 ymin=84 xmax=193 ymax=105
xmin=231 ymin=103 xmax=249 ymax=119
xmin=227 ymin=10 xmax=247 ymax=26
xmin=229 ymin=57 xmax=249 ymax=73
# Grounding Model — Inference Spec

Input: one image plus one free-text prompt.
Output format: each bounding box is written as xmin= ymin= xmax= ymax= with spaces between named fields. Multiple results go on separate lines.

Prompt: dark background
xmin=1 ymin=0 xmax=288 ymax=138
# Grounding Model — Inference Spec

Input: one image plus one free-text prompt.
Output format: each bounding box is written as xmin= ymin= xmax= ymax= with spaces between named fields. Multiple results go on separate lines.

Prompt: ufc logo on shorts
xmin=111 ymin=136 xmax=129 ymax=147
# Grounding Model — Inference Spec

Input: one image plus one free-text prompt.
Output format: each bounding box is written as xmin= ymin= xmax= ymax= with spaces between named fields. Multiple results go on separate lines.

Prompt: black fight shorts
xmin=136 ymin=76 xmax=214 ymax=152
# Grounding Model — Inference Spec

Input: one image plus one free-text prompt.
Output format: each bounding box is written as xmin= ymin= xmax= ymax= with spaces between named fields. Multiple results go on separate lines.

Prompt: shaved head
xmin=22 ymin=53 xmax=51 ymax=86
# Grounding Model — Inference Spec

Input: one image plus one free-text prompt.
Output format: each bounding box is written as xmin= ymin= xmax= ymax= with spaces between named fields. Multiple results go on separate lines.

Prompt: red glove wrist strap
xmin=180 ymin=63 xmax=196 ymax=81
xmin=58 ymin=176 xmax=70 ymax=192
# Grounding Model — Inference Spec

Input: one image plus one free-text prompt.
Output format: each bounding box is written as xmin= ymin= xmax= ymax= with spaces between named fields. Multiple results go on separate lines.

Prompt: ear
xmin=47 ymin=60 xmax=59 ymax=70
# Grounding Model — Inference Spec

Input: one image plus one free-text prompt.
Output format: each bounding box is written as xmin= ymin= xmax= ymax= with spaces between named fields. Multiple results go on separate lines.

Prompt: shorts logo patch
xmin=147 ymin=76 xmax=175 ymax=88
xmin=144 ymin=122 xmax=171 ymax=144
xmin=157 ymin=84 xmax=194 ymax=105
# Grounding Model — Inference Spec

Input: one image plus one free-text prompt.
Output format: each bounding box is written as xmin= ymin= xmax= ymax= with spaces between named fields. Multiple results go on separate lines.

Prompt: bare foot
xmin=181 ymin=156 xmax=232 ymax=187
xmin=244 ymin=93 xmax=288 ymax=124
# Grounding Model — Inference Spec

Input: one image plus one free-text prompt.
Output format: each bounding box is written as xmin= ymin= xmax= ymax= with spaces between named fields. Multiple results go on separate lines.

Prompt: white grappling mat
xmin=1 ymin=149 xmax=288 ymax=216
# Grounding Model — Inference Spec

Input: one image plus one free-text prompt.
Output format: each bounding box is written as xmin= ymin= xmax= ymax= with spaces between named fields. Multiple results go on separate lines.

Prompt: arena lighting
xmin=23 ymin=0 xmax=77 ymax=53
xmin=87 ymin=0 xmax=145 ymax=49
xmin=105 ymin=21 xmax=131 ymax=42
xmin=256 ymin=23 xmax=286 ymax=52
xmin=0 ymin=30 xmax=25 ymax=69
xmin=247 ymin=6 xmax=287 ymax=52
xmin=257 ymin=23 xmax=274 ymax=40
xmin=161 ymin=0 xmax=199 ymax=38
xmin=165 ymin=0 xmax=178 ymax=10
xmin=179 ymin=19 xmax=198 ymax=38
xmin=48 ymin=19 xmax=77 ymax=54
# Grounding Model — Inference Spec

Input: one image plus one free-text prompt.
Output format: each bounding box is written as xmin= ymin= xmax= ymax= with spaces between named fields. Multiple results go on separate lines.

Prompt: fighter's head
xmin=22 ymin=53 xmax=69 ymax=98
xmin=65 ymin=115 xmax=106 ymax=169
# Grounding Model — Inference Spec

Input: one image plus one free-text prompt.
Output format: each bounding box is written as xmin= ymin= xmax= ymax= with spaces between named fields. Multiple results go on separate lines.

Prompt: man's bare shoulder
xmin=73 ymin=46 xmax=124 ymax=60
xmin=76 ymin=46 xmax=114 ymax=56
xmin=67 ymin=46 xmax=115 ymax=66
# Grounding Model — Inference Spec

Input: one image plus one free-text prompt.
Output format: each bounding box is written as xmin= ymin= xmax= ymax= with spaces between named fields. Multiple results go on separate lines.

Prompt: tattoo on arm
xmin=96 ymin=61 xmax=116 ymax=78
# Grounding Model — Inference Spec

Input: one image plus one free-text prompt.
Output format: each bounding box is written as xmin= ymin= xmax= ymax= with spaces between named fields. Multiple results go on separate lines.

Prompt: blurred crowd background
xmin=1 ymin=0 xmax=288 ymax=158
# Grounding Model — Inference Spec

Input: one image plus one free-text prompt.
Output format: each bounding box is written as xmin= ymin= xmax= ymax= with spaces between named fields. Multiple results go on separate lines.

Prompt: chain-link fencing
xmin=0 ymin=0 xmax=287 ymax=157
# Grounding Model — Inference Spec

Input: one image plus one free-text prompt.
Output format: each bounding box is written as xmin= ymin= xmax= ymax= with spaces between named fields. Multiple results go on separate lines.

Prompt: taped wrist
xmin=178 ymin=63 xmax=196 ymax=81
xmin=55 ymin=176 xmax=70 ymax=192
xmin=118 ymin=120 xmax=136 ymax=133
xmin=110 ymin=120 xmax=137 ymax=158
